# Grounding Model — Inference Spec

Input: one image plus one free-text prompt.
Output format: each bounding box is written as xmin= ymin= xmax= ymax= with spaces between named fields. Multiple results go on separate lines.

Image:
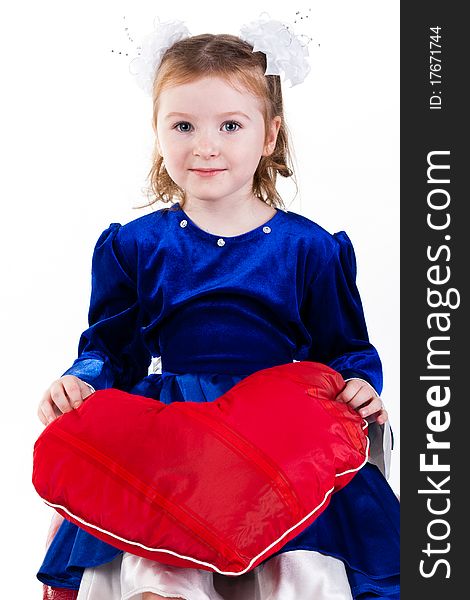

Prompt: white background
xmin=0 ymin=0 xmax=399 ymax=594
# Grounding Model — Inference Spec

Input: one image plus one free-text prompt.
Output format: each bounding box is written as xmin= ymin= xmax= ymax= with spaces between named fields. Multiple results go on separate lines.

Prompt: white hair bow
xmin=128 ymin=14 xmax=312 ymax=96
xmin=239 ymin=14 xmax=311 ymax=87
xmin=129 ymin=19 xmax=191 ymax=96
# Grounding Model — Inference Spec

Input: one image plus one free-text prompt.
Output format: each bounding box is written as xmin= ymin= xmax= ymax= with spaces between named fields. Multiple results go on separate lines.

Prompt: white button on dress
xmin=179 ymin=220 xmax=188 ymax=228
xmin=263 ymin=226 xmax=271 ymax=234
xmin=217 ymin=238 xmax=225 ymax=247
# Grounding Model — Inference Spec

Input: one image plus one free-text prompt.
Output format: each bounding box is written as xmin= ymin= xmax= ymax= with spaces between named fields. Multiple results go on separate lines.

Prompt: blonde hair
xmin=139 ymin=33 xmax=298 ymax=211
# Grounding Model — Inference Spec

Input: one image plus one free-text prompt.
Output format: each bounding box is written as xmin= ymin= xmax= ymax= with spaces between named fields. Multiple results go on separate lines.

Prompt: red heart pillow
xmin=32 ymin=361 xmax=368 ymax=575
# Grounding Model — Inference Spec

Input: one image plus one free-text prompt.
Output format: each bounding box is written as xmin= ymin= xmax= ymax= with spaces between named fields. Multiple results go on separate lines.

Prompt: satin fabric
xmin=37 ymin=372 xmax=399 ymax=598
xmin=77 ymin=550 xmax=355 ymax=600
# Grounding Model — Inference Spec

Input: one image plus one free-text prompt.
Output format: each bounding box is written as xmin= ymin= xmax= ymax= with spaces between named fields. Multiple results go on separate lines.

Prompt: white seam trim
xmin=39 ymin=433 xmax=369 ymax=577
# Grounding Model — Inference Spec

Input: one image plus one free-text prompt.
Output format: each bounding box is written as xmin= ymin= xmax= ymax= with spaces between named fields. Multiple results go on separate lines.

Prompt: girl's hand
xmin=335 ymin=379 xmax=388 ymax=425
xmin=37 ymin=375 xmax=94 ymax=426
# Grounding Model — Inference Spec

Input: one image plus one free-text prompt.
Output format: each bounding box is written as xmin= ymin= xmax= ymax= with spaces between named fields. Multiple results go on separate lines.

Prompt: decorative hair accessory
xmin=111 ymin=11 xmax=314 ymax=96
xmin=129 ymin=18 xmax=191 ymax=96
xmin=239 ymin=12 xmax=311 ymax=87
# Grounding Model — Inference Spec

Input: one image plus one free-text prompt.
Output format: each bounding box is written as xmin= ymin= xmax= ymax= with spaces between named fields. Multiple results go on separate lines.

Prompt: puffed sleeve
xmin=302 ymin=231 xmax=394 ymax=478
xmin=302 ymin=230 xmax=383 ymax=394
xmin=61 ymin=223 xmax=152 ymax=391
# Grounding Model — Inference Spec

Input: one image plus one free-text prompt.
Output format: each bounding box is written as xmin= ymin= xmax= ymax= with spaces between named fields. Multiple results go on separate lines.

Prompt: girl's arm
xmin=303 ymin=230 xmax=382 ymax=392
xmin=38 ymin=223 xmax=152 ymax=424
xmin=302 ymin=230 xmax=392 ymax=477
xmin=63 ymin=223 xmax=151 ymax=389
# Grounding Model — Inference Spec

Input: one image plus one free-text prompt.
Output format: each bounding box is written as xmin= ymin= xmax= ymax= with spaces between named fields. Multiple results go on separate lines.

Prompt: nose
xmin=192 ymin=130 xmax=220 ymax=159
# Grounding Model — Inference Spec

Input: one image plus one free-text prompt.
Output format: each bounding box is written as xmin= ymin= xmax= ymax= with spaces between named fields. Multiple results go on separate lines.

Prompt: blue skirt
xmin=37 ymin=371 xmax=400 ymax=599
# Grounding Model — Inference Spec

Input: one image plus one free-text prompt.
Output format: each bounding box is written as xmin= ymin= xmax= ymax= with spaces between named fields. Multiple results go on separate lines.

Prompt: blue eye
xmin=222 ymin=121 xmax=241 ymax=132
xmin=175 ymin=122 xmax=192 ymax=132
xmin=173 ymin=120 xmax=241 ymax=133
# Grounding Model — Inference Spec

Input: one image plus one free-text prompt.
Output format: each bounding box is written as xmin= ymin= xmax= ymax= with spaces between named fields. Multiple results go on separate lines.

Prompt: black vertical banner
xmin=401 ymin=3 xmax=466 ymax=598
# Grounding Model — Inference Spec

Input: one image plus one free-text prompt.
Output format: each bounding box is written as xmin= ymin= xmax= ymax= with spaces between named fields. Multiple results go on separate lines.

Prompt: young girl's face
xmin=156 ymin=76 xmax=280 ymax=206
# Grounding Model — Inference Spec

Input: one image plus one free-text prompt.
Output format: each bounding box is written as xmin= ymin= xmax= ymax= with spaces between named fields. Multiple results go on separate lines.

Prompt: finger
xmin=50 ymin=381 xmax=74 ymax=414
xmin=335 ymin=380 xmax=363 ymax=403
xmin=347 ymin=388 xmax=378 ymax=411
xmin=364 ymin=404 xmax=388 ymax=424
xmin=365 ymin=411 xmax=387 ymax=424
xmin=375 ymin=408 xmax=389 ymax=425
xmin=38 ymin=389 xmax=58 ymax=425
xmin=357 ymin=396 xmax=383 ymax=417
xmin=38 ymin=402 xmax=61 ymax=425
xmin=62 ymin=376 xmax=85 ymax=409
xmin=37 ymin=404 xmax=49 ymax=426
xmin=78 ymin=379 xmax=94 ymax=400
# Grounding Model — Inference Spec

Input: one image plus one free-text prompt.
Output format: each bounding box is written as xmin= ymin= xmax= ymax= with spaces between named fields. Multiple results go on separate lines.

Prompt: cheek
xmin=248 ymin=127 xmax=267 ymax=156
xmin=240 ymin=137 xmax=264 ymax=165
xmin=163 ymin=157 xmax=183 ymax=182
xmin=156 ymin=127 xmax=179 ymax=157
xmin=160 ymin=140 xmax=185 ymax=167
xmin=163 ymin=149 xmax=189 ymax=186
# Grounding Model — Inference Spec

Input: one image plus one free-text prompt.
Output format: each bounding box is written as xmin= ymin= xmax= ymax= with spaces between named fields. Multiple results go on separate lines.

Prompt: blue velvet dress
xmin=37 ymin=203 xmax=399 ymax=599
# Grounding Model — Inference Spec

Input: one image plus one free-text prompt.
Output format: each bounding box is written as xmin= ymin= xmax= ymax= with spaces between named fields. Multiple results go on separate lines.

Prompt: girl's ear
xmin=263 ymin=116 xmax=282 ymax=156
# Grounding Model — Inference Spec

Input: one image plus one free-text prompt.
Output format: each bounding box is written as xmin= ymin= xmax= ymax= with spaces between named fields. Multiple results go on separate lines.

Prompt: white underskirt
xmin=76 ymin=550 xmax=353 ymax=600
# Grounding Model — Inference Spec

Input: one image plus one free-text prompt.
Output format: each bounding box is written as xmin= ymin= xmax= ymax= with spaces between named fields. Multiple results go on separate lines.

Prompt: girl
xmin=36 ymin=18 xmax=399 ymax=600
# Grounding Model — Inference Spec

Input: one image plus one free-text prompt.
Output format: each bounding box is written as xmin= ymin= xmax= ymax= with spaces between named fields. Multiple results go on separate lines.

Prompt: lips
xmin=190 ymin=168 xmax=226 ymax=177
